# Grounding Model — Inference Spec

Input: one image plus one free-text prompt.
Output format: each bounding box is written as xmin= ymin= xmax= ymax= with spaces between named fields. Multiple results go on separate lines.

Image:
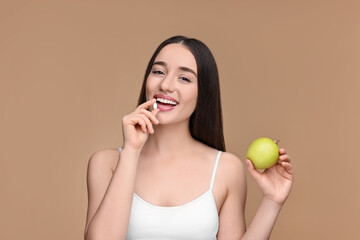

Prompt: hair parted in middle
xmin=137 ymin=35 xmax=225 ymax=152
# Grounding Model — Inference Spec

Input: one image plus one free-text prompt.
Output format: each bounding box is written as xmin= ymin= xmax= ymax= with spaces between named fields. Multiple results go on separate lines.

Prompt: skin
xmin=84 ymin=43 xmax=294 ymax=240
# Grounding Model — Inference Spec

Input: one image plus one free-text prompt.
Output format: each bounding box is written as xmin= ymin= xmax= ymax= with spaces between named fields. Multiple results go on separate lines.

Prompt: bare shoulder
xmin=87 ymin=148 xmax=121 ymax=174
xmin=84 ymin=148 xmax=120 ymax=236
xmin=219 ymin=152 xmax=245 ymax=172
xmin=194 ymin=142 xmax=246 ymax=178
xmin=218 ymin=151 xmax=246 ymax=184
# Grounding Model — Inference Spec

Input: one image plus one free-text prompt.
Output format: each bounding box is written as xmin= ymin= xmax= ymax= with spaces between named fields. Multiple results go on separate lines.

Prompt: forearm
xmin=85 ymin=148 xmax=140 ymax=240
xmin=241 ymin=198 xmax=282 ymax=240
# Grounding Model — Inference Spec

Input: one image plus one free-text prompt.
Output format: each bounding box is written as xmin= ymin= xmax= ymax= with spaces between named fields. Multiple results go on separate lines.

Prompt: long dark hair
xmin=138 ymin=36 xmax=225 ymax=151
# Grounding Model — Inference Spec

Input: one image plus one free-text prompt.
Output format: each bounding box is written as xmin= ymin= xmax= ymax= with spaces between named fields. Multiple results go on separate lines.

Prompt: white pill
xmin=153 ymin=102 xmax=157 ymax=110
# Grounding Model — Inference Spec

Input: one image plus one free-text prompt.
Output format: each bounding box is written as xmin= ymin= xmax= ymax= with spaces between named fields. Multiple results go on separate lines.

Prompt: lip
xmin=154 ymin=94 xmax=179 ymax=104
xmin=153 ymin=94 xmax=178 ymax=112
xmin=156 ymin=103 xmax=176 ymax=111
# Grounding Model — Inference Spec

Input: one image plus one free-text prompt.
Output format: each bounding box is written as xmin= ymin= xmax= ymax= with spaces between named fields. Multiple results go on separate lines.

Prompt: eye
xmin=152 ymin=70 xmax=164 ymax=75
xmin=180 ymin=77 xmax=191 ymax=82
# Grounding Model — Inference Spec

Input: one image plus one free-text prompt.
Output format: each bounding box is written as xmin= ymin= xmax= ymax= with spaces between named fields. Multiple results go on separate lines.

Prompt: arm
xmin=216 ymin=153 xmax=247 ymax=239
xmin=241 ymin=148 xmax=293 ymax=239
xmin=217 ymin=149 xmax=293 ymax=240
xmin=240 ymin=198 xmax=282 ymax=240
xmin=84 ymin=99 xmax=159 ymax=240
xmin=84 ymin=148 xmax=141 ymax=240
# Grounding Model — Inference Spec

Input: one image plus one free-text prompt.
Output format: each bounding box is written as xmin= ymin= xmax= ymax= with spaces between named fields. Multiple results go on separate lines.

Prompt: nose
xmin=159 ymin=74 xmax=176 ymax=92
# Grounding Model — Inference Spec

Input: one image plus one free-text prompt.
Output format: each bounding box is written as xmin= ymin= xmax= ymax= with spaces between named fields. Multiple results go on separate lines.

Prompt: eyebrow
xmin=153 ymin=61 xmax=197 ymax=77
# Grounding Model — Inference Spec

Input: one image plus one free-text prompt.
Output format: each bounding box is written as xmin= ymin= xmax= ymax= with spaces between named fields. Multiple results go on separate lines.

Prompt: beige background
xmin=1 ymin=0 xmax=359 ymax=239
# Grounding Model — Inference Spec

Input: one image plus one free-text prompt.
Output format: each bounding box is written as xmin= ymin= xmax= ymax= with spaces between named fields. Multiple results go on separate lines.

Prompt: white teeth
xmin=156 ymin=97 xmax=177 ymax=105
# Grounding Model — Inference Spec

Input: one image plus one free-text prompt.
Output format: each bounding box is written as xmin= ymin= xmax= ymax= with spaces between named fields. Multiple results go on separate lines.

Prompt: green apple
xmin=246 ymin=137 xmax=279 ymax=169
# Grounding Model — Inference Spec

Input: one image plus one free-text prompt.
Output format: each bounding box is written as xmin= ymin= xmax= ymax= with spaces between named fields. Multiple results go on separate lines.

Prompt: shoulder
xmin=194 ymin=142 xmax=246 ymax=177
xmin=218 ymin=151 xmax=247 ymax=187
xmin=87 ymin=148 xmax=121 ymax=174
xmin=219 ymin=151 xmax=245 ymax=174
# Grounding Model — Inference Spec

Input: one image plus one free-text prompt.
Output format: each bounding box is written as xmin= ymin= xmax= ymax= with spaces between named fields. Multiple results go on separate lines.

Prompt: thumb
xmin=246 ymin=159 xmax=262 ymax=181
xmin=151 ymin=108 xmax=160 ymax=116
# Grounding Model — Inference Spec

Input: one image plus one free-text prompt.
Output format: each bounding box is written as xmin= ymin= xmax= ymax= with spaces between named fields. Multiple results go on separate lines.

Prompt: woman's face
xmin=146 ymin=43 xmax=198 ymax=125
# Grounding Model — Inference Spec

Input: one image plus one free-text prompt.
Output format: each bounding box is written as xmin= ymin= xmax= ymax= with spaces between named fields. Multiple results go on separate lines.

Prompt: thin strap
xmin=118 ymin=147 xmax=122 ymax=152
xmin=210 ymin=151 xmax=222 ymax=190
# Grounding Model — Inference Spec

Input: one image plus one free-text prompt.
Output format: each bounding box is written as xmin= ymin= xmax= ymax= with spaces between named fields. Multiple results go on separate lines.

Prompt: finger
xmin=281 ymin=161 xmax=292 ymax=170
xmin=280 ymin=162 xmax=294 ymax=179
xmin=149 ymin=102 xmax=159 ymax=112
xmin=132 ymin=117 xmax=147 ymax=133
xmin=136 ymin=98 xmax=157 ymax=111
xmin=278 ymin=154 xmax=290 ymax=163
xmin=151 ymin=108 xmax=160 ymax=118
xmin=279 ymin=148 xmax=286 ymax=155
xmin=139 ymin=108 xmax=160 ymax=125
xmin=246 ymin=159 xmax=262 ymax=180
xmin=137 ymin=114 xmax=154 ymax=134
xmin=125 ymin=113 xmax=152 ymax=134
xmin=246 ymin=158 xmax=254 ymax=170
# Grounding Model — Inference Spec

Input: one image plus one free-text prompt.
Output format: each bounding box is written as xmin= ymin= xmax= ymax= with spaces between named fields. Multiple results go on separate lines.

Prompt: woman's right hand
xmin=122 ymin=98 xmax=160 ymax=151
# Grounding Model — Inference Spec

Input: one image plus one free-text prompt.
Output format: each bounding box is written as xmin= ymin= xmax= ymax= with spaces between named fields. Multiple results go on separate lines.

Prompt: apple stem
xmin=275 ymin=140 xmax=280 ymax=144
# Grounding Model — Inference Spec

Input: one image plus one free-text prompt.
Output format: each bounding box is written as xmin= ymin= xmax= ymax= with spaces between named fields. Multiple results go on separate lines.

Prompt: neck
xmin=142 ymin=120 xmax=196 ymax=157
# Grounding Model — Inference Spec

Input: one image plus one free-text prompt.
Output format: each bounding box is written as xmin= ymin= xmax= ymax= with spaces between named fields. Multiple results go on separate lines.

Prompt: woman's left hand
xmin=246 ymin=148 xmax=294 ymax=207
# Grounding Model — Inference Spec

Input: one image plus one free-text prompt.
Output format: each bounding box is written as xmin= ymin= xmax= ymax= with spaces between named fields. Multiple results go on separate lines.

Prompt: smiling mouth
xmin=156 ymin=97 xmax=178 ymax=107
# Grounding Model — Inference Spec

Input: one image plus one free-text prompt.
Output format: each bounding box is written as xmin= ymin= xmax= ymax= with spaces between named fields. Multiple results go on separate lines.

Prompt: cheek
xmin=188 ymin=87 xmax=198 ymax=110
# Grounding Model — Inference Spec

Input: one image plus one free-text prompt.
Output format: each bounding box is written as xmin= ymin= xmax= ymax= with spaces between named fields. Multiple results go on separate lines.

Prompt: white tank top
xmin=118 ymin=147 xmax=222 ymax=240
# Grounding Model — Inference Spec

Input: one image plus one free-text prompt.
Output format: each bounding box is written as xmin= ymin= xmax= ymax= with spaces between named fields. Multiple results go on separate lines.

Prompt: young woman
xmin=84 ymin=36 xmax=294 ymax=240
